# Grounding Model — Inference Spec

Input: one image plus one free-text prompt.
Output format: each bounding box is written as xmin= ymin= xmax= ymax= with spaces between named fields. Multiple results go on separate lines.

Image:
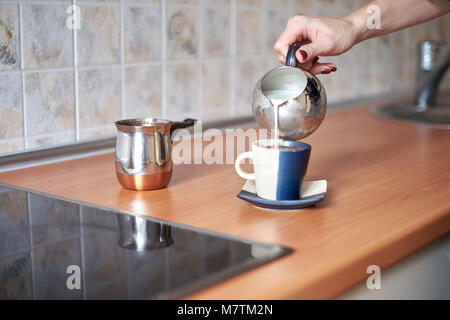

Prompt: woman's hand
xmin=274 ymin=15 xmax=359 ymax=75
xmin=274 ymin=0 xmax=450 ymax=75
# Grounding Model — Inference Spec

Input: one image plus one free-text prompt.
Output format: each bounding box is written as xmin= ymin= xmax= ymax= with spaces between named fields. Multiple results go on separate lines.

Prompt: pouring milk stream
xmin=262 ymin=89 xmax=304 ymax=146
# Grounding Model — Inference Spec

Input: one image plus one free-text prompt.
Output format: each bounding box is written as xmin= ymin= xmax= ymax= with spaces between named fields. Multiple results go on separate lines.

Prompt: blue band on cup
xmin=275 ymin=141 xmax=311 ymax=200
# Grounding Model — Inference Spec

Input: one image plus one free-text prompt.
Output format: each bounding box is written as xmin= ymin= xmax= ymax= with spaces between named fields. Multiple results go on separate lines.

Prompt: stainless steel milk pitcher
xmin=115 ymin=118 xmax=196 ymax=191
xmin=252 ymin=43 xmax=327 ymax=140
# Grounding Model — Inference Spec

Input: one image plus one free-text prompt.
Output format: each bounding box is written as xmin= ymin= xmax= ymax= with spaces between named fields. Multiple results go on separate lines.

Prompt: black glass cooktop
xmin=0 ymin=184 xmax=291 ymax=300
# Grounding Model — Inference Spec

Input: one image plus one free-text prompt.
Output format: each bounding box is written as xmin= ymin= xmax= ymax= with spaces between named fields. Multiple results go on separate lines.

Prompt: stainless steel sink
xmin=374 ymin=42 xmax=450 ymax=128
xmin=373 ymin=100 xmax=450 ymax=129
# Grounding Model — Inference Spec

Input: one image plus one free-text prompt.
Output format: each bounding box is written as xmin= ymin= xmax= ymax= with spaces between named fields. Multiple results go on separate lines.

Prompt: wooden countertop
xmin=0 ymin=107 xmax=449 ymax=299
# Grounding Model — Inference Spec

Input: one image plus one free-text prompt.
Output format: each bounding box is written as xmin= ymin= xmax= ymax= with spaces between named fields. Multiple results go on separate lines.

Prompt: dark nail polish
xmin=299 ymin=50 xmax=308 ymax=61
xmin=331 ymin=66 xmax=337 ymax=72
xmin=321 ymin=69 xmax=331 ymax=74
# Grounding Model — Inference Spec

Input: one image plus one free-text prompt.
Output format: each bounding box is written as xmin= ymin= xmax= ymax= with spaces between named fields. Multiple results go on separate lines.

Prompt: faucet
xmin=373 ymin=41 xmax=450 ymax=127
xmin=414 ymin=49 xmax=450 ymax=109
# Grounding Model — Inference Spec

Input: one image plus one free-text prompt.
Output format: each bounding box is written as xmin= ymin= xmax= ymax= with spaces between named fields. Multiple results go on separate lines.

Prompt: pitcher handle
xmin=170 ymin=118 xmax=197 ymax=138
xmin=285 ymin=43 xmax=302 ymax=68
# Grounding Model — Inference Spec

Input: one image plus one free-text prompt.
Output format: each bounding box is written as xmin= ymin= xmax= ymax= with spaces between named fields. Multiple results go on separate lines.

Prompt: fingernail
xmin=299 ymin=50 xmax=308 ymax=61
xmin=321 ymin=69 xmax=330 ymax=74
xmin=331 ymin=66 xmax=337 ymax=72
xmin=313 ymin=56 xmax=319 ymax=64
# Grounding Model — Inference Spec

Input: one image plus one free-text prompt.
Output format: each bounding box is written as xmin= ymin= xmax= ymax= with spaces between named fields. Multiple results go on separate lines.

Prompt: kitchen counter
xmin=0 ymin=106 xmax=449 ymax=299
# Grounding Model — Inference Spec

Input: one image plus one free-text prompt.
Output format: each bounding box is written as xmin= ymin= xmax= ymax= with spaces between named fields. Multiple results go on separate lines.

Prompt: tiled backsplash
xmin=0 ymin=0 xmax=449 ymax=155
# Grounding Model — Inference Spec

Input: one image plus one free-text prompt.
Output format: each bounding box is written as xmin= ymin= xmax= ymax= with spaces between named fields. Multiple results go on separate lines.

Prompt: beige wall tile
xmin=78 ymin=0 xmax=118 ymax=2
xmin=292 ymin=0 xmax=316 ymax=15
xmin=167 ymin=0 xmax=199 ymax=4
xmin=238 ymin=0 xmax=262 ymax=7
xmin=0 ymin=4 xmax=20 ymax=70
xmin=26 ymin=132 xmax=75 ymax=149
xmin=166 ymin=7 xmax=199 ymax=60
xmin=202 ymin=60 xmax=231 ymax=119
xmin=22 ymin=4 xmax=73 ymax=68
xmin=236 ymin=9 xmax=261 ymax=57
xmin=203 ymin=6 xmax=231 ymax=58
xmin=166 ymin=63 xmax=200 ymax=120
xmin=124 ymin=65 xmax=162 ymax=119
xmin=78 ymin=68 xmax=122 ymax=129
xmin=0 ymin=139 xmax=24 ymax=155
xmin=390 ymin=30 xmax=413 ymax=92
xmin=263 ymin=0 xmax=287 ymax=7
xmin=206 ymin=0 xmax=231 ymax=6
xmin=0 ymin=73 xmax=22 ymax=139
xmin=371 ymin=36 xmax=394 ymax=95
xmin=266 ymin=54 xmax=282 ymax=70
xmin=352 ymin=39 xmax=377 ymax=98
xmin=25 ymin=71 xmax=75 ymax=136
xmin=124 ymin=5 xmax=161 ymax=63
xmin=79 ymin=125 xmax=116 ymax=141
xmin=307 ymin=0 xmax=336 ymax=17
xmin=125 ymin=0 xmax=161 ymax=3
xmin=234 ymin=59 xmax=263 ymax=116
xmin=77 ymin=5 xmax=120 ymax=66
xmin=262 ymin=8 xmax=287 ymax=55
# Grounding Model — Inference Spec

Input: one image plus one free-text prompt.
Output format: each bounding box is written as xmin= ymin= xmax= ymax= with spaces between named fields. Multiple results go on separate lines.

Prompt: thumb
xmin=295 ymin=42 xmax=324 ymax=63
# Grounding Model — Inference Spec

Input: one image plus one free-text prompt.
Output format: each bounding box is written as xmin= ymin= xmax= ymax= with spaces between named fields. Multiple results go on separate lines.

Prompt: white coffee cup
xmin=235 ymin=139 xmax=311 ymax=201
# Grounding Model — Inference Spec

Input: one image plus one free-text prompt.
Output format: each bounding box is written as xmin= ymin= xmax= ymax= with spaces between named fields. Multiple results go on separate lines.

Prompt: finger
xmin=273 ymin=19 xmax=304 ymax=57
xmin=296 ymin=42 xmax=326 ymax=64
xmin=309 ymin=63 xmax=337 ymax=75
xmin=297 ymin=60 xmax=313 ymax=71
xmin=280 ymin=56 xmax=317 ymax=68
xmin=296 ymin=55 xmax=318 ymax=71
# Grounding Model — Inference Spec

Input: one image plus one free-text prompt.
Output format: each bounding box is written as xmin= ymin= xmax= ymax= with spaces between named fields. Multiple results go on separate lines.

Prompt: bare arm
xmin=349 ymin=0 xmax=450 ymax=43
xmin=274 ymin=0 xmax=450 ymax=75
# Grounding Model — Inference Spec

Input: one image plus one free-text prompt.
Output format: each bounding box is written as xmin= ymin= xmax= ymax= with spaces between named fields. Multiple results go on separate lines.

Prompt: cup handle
xmin=235 ymin=152 xmax=255 ymax=181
